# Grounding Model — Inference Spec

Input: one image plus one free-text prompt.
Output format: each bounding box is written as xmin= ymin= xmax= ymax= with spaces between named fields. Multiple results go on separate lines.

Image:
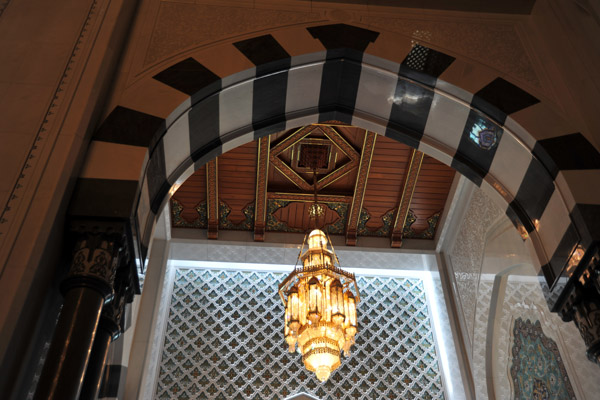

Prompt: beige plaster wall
xmin=0 ymin=0 xmax=99 ymax=374
xmin=0 ymin=0 xmax=138 ymax=396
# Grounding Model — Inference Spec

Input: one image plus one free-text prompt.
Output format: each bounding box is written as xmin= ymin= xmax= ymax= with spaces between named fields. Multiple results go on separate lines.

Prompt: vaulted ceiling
xmin=171 ymin=124 xmax=456 ymax=247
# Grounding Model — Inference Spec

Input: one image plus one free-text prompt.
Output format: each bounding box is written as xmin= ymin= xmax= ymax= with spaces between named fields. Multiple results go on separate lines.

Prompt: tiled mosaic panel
xmin=510 ymin=318 xmax=575 ymax=399
xmin=155 ymin=269 xmax=444 ymax=400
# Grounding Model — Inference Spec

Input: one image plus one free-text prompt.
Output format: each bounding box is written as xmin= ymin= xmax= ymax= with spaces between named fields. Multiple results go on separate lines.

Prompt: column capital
xmin=61 ymin=221 xmax=132 ymax=301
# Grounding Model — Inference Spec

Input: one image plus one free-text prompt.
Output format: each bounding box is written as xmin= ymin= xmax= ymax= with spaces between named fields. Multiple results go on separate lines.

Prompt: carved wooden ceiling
xmin=171 ymin=123 xmax=456 ymax=247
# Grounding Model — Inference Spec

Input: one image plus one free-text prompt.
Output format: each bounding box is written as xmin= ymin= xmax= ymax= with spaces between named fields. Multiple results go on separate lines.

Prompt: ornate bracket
xmin=554 ymin=242 xmax=600 ymax=364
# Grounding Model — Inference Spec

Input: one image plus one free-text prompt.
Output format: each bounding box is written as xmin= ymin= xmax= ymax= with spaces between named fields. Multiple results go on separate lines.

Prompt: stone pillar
xmin=79 ymin=265 xmax=133 ymax=400
xmin=34 ymin=229 xmax=128 ymax=400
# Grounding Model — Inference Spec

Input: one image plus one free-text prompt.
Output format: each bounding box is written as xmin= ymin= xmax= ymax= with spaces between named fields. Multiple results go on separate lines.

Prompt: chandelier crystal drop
xmin=279 ymin=229 xmax=360 ymax=382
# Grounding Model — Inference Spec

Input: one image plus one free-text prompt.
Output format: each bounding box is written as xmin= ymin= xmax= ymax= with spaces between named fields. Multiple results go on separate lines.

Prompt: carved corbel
xmin=555 ymin=243 xmax=600 ymax=365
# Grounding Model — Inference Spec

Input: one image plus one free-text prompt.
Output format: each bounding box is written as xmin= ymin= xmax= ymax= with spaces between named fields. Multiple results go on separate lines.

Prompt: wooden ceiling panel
xmin=171 ymin=124 xmax=457 ymax=246
xmin=172 ymin=165 xmax=206 ymax=209
xmin=409 ymin=155 xmax=455 ymax=232
xmin=362 ymin=136 xmax=411 ymax=210
xmin=218 ymin=141 xmax=257 ymax=224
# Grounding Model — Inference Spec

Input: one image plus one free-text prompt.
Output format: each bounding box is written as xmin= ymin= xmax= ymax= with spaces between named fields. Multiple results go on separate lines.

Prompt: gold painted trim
xmin=346 ymin=131 xmax=377 ymax=242
xmin=320 ymin=125 xmax=359 ymax=160
xmin=254 ymin=136 xmax=271 ymax=239
xmin=270 ymin=125 xmax=313 ymax=155
xmin=391 ymin=149 xmax=424 ymax=242
xmin=206 ymin=158 xmax=219 ymax=238
xmin=271 ymin=161 xmax=310 ymax=190
xmin=267 ymin=192 xmax=352 ymax=203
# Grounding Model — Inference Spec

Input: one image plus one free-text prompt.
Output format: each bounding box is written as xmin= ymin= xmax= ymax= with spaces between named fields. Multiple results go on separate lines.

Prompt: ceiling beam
xmin=254 ymin=136 xmax=270 ymax=241
xmin=267 ymin=192 xmax=352 ymax=203
xmin=390 ymin=149 xmax=424 ymax=248
xmin=206 ymin=159 xmax=219 ymax=239
xmin=345 ymin=131 xmax=377 ymax=246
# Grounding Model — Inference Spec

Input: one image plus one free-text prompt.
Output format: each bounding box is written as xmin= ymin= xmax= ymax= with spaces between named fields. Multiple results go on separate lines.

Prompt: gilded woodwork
xmin=267 ymin=192 xmax=352 ymax=204
xmin=403 ymin=210 xmax=441 ymax=239
xmin=254 ymin=136 xmax=270 ymax=241
xmin=358 ymin=208 xmax=396 ymax=237
xmin=206 ymin=159 xmax=218 ymax=239
xmin=346 ymin=131 xmax=377 ymax=246
xmin=391 ymin=150 xmax=424 ymax=248
xmin=266 ymin=200 xmax=348 ymax=234
xmin=170 ymin=125 xmax=454 ymax=247
xmin=219 ymin=201 xmax=254 ymax=231
xmin=171 ymin=199 xmax=207 ymax=228
xmin=269 ymin=125 xmax=360 ymax=191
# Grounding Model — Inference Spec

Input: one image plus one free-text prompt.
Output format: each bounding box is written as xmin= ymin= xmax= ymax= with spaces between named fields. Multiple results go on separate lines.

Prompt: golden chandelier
xmin=279 ymin=228 xmax=360 ymax=382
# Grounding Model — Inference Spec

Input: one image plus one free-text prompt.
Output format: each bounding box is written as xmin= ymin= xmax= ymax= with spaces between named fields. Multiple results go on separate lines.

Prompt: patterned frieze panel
xmin=403 ymin=210 xmax=441 ymax=240
xmin=265 ymin=200 xmax=348 ymax=234
xmin=361 ymin=16 xmax=541 ymax=88
xmin=449 ymin=189 xmax=503 ymax=346
xmin=356 ymin=208 xmax=441 ymax=239
xmin=472 ymin=279 xmax=493 ymax=399
xmin=219 ymin=201 xmax=254 ymax=231
xmin=155 ymin=269 xmax=444 ymax=400
xmin=172 ymin=199 xmax=208 ymax=229
xmin=357 ymin=209 xmax=394 ymax=237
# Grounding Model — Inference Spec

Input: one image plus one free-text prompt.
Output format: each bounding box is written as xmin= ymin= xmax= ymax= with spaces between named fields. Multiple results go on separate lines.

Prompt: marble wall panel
xmin=448 ymin=188 xmax=503 ymax=348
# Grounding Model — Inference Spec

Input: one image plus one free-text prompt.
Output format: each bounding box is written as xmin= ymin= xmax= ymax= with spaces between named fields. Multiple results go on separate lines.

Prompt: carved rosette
xmin=61 ymin=231 xmax=126 ymax=301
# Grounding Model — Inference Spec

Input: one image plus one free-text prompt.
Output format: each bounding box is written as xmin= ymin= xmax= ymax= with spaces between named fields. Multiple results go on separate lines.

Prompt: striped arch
xmin=78 ymin=23 xmax=600 ymax=307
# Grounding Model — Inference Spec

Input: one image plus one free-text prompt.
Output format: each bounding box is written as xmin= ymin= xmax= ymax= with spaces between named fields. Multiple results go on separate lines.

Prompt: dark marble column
xmin=79 ymin=266 xmax=133 ymax=400
xmin=78 ymin=326 xmax=112 ymax=400
xmin=34 ymin=230 xmax=127 ymax=400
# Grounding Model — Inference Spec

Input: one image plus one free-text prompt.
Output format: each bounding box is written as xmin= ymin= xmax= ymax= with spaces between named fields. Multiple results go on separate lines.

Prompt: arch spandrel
xmin=79 ymin=24 xmax=599 ymax=316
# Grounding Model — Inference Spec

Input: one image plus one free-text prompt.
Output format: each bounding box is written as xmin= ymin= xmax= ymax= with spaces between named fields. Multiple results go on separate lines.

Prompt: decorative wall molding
xmin=0 ymin=0 xmax=100 ymax=267
xmin=449 ymin=189 xmax=503 ymax=346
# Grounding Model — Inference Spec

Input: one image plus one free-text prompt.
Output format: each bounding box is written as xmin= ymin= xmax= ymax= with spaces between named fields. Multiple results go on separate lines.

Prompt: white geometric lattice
xmin=155 ymin=269 xmax=444 ymax=399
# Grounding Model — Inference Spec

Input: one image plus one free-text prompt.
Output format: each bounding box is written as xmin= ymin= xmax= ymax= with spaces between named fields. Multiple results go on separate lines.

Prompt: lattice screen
xmin=155 ymin=269 xmax=445 ymax=399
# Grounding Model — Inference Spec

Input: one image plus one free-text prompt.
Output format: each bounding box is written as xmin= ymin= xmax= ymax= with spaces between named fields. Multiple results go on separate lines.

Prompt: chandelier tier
xmin=279 ymin=229 xmax=360 ymax=382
